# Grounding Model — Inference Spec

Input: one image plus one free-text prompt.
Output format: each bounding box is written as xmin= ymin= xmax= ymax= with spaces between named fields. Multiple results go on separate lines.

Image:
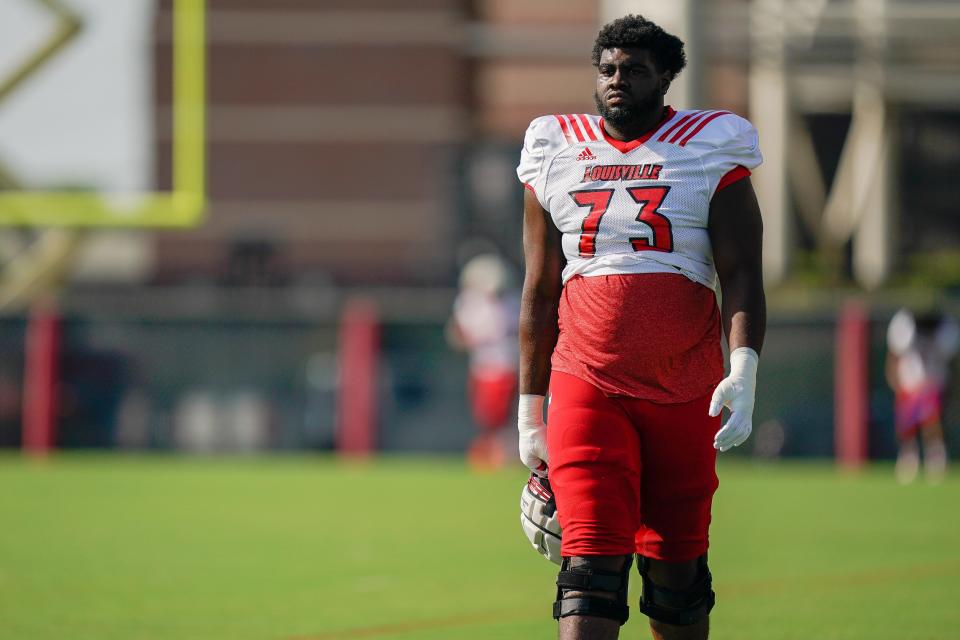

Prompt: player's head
xmin=459 ymin=253 xmax=514 ymax=295
xmin=591 ymin=15 xmax=687 ymax=127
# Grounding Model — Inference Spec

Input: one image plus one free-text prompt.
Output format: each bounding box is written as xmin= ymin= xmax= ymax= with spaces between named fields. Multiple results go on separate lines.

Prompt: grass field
xmin=1 ymin=455 xmax=959 ymax=639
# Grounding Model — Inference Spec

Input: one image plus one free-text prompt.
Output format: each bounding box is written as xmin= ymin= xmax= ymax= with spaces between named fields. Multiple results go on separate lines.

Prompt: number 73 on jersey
xmin=569 ymin=186 xmax=673 ymax=258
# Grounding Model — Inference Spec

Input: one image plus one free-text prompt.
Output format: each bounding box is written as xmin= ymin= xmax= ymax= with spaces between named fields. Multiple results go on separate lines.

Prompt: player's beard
xmin=594 ymin=87 xmax=661 ymax=130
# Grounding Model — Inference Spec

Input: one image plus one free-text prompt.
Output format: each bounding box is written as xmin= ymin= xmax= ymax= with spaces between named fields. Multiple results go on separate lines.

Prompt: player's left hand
xmin=518 ymin=394 xmax=549 ymax=475
xmin=709 ymin=347 xmax=759 ymax=452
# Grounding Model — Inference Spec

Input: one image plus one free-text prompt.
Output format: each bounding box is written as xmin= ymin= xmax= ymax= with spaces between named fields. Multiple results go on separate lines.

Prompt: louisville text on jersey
xmin=581 ymin=163 xmax=664 ymax=183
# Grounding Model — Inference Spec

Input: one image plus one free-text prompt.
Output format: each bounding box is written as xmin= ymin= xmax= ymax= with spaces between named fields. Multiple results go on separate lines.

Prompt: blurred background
xmin=0 ymin=0 xmax=958 ymax=464
xmin=3 ymin=2 xmax=960 ymax=639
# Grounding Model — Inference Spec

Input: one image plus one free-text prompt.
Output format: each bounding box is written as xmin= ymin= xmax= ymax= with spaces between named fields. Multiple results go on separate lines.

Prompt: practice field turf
xmin=1 ymin=455 xmax=958 ymax=639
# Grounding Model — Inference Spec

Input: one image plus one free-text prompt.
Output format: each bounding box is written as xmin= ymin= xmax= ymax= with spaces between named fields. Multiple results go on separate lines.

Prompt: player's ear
xmin=661 ymin=75 xmax=671 ymax=96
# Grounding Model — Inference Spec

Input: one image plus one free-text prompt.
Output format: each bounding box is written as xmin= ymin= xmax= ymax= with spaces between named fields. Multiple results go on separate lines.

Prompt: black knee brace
xmin=552 ymin=555 xmax=632 ymax=625
xmin=637 ymin=554 xmax=715 ymax=626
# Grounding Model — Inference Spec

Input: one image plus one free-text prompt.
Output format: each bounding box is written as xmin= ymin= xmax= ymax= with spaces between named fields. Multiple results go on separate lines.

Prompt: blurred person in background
xmin=886 ymin=308 xmax=959 ymax=484
xmin=516 ymin=14 xmax=765 ymax=640
xmin=447 ymin=252 xmax=521 ymax=470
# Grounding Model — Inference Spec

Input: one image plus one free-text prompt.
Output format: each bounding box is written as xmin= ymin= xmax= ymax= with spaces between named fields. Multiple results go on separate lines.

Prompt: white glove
xmin=518 ymin=394 xmax=549 ymax=475
xmin=709 ymin=347 xmax=759 ymax=452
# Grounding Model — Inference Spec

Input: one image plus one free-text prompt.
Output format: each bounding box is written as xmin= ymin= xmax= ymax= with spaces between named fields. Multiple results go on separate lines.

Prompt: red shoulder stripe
xmin=678 ymin=111 xmax=732 ymax=146
xmin=575 ymin=114 xmax=598 ymax=141
xmin=553 ymin=115 xmax=573 ymax=144
xmin=566 ymin=114 xmax=586 ymax=142
xmin=668 ymin=110 xmax=714 ymax=144
xmin=656 ymin=111 xmax=701 ymax=142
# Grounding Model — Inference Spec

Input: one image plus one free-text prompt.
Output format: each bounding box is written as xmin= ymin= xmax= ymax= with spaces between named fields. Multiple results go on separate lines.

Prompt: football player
xmin=516 ymin=15 xmax=766 ymax=640
xmin=447 ymin=253 xmax=521 ymax=469
xmin=886 ymin=308 xmax=959 ymax=484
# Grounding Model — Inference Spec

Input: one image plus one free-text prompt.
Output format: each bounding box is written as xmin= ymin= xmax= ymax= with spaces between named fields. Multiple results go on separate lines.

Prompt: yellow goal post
xmin=0 ymin=0 xmax=206 ymax=228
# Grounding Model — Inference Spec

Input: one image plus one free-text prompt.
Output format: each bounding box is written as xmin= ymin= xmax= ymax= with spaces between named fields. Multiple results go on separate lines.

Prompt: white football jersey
xmin=516 ymin=108 xmax=763 ymax=288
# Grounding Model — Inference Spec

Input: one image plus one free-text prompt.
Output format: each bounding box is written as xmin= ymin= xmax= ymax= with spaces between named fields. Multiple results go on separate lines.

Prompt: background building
xmin=0 ymin=0 xmax=958 ymax=457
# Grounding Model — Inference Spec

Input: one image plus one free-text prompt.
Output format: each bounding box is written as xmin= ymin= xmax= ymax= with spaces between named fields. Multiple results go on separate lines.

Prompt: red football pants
xmin=469 ymin=369 xmax=516 ymax=431
xmin=547 ymin=371 xmax=721 ymax=562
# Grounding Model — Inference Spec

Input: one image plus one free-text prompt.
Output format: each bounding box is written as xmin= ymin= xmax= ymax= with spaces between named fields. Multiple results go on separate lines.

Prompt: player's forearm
xmin=518 ymin=286 xmax=560 ymax=396
xmin=719 ymin=268 xmax=766 ymax=354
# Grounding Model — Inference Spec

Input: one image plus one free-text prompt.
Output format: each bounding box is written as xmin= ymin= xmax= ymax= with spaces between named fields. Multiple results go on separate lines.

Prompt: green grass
xmin=1 ymin=455 xmax=958 ymax=639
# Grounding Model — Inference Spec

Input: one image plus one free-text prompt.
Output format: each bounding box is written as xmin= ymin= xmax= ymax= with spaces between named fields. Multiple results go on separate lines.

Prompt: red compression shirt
xmin=551 ymin=273 xmax=724 ymax=403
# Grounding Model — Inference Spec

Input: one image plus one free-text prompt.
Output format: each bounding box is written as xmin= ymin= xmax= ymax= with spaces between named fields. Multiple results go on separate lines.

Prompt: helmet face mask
xmin=520 ymin=474 xmax=563 ymax=564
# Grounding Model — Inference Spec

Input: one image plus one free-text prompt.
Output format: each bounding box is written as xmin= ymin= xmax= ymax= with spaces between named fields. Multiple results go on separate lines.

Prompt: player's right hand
xmin=518 ymin=394 xmax=549 ymax=476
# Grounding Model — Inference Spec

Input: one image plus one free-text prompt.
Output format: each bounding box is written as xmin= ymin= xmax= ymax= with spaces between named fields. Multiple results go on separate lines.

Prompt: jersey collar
xmin=599 ymin=106 xmax=676 ymax=153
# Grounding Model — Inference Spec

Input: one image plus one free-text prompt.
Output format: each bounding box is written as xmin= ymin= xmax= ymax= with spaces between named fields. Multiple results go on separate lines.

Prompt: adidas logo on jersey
xmin=576 ymin=147 xmax=597 ymax=161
